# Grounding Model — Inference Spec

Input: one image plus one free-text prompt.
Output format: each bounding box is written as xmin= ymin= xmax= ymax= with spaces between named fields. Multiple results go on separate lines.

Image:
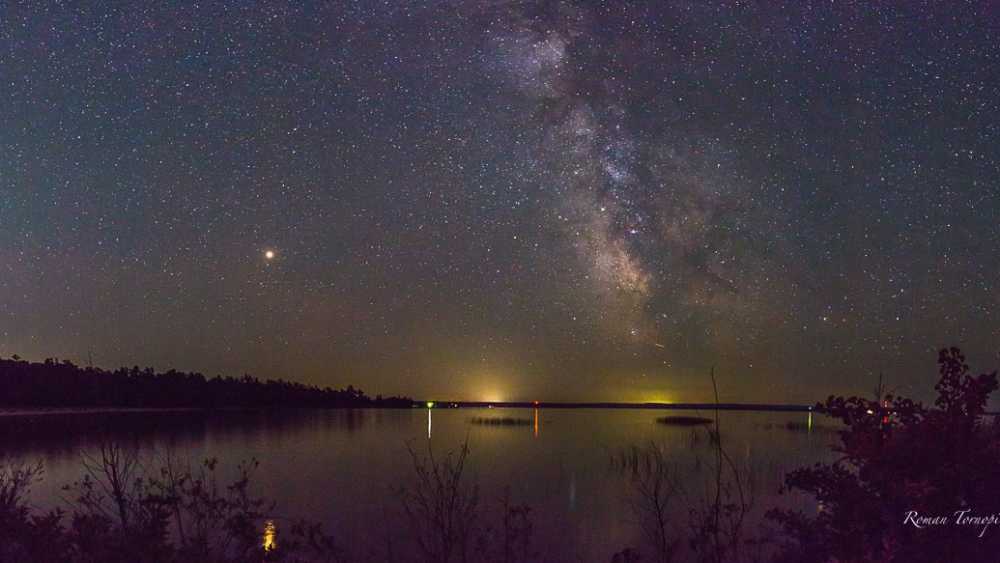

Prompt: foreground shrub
xmin=768 ymin=347 xmax=1000 ymax=562
xmin=0 ymin=446 xmax=343 ymax=563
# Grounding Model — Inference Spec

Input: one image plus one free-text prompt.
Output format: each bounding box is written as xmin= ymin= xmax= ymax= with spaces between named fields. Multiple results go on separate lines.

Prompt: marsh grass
xmin=656 ymin=416 xmax=714 ymax=426
xmin=396 ymin=439 xmax=537 ymax=563
xmin=468 ymin=417 xmax=532 ymax=426
xmin=611 ymin=368 xmax=763 ymax=563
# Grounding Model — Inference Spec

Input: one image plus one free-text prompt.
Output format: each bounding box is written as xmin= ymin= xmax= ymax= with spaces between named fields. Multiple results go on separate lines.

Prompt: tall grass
xmin=395 ymin=439 xmax=537 ymax=563
xmin=611 ymin=368 xmax=764 ymax=563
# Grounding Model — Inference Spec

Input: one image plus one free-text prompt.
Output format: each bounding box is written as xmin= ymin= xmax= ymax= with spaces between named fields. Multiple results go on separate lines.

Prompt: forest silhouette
xmin=0 ymin=355 xmax=412 ymax=409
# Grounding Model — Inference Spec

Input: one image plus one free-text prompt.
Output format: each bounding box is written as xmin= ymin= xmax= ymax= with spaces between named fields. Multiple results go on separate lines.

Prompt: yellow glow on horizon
xmin=639 ymin=392 xmax=674 ymax=404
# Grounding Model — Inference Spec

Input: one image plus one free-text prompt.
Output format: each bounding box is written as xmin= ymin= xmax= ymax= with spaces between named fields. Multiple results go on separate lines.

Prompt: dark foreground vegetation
xmin=0 ymin=447 xmax=341 ymax=563
xmin=1 ymin=348 xmax=998 ymax=562
xmin=0 ymin=355 xmax=412 ymax=409
xmin=768 ymin=347 xmax=1000 ymax=562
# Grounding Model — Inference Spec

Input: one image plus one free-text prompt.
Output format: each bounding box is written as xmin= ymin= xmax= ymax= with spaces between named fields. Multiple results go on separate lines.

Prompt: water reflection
xmin=0 ymin=408 xmax=395 ymax=457
xmin=4 ymin=409 xmax=835 ymax=562
xmin=263 ymin=520 xmax=277 ymax=552
xmin=569 ymin=471 xmax=577 ymax=510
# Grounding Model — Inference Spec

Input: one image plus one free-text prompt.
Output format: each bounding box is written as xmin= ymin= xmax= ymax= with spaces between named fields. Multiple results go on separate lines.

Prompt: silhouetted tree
xmin=768 ymin=347 xmax=1000 ymax=562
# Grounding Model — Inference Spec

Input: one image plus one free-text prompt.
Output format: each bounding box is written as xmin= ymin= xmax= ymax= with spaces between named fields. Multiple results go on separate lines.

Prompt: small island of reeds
xmin=468 ymin=416 xmax=533 ymax=426
xmin=655 ymin=415 xmax=714 ymax=426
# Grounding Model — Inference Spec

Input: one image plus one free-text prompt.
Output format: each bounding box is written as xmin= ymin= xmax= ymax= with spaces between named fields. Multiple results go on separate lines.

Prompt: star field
xmin=2 ymin=1 xmax=998 ymax=402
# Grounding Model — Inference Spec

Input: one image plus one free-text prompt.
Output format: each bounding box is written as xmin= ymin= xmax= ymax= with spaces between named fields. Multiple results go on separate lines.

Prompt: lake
xmin=2 ymin=408 xmax=837 ymax=562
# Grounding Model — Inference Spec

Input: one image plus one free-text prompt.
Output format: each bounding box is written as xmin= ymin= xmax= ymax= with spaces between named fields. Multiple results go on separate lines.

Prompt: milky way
xmin=2 ymin=2 xmax=998 ymax=402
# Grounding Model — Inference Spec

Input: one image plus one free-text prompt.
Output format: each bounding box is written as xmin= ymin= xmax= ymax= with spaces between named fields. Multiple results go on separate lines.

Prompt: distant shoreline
xmin=5 ymin=403 xmax=993 ymax=416
xmin=0 ymin=407 xmax=220 ymax=418
xmin=0 ymin=403 xmax=814 ymax=417
xmin=421 ymin=401 xmax=816 ymax=411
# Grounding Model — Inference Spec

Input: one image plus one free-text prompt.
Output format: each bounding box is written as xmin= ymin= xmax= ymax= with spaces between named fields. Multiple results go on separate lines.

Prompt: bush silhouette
xmin=0 ymin=446 xmax=344 ymax=562
xmin=768 ymin=347 xmax=1000 ymax=562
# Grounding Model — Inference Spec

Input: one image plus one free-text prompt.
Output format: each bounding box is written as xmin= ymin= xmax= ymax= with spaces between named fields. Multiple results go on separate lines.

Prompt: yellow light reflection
xmin=263 ymin=520 xmax=277 ymax=551
xmin=533 ymin=408 xmax=539 ymax=438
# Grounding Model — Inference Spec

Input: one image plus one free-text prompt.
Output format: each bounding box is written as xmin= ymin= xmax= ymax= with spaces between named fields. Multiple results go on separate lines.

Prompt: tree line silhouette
xmin=0 ymin=355 xmax=413 ymax=409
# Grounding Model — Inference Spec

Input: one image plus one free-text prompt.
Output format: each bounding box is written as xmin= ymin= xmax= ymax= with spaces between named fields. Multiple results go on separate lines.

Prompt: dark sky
xmin=2 ymin=1 xmax=998 ymax=402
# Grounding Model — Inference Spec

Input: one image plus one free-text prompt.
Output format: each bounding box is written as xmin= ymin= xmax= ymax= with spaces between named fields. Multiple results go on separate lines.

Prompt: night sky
xmin=2 ymin=2 xmax=998 ymax=403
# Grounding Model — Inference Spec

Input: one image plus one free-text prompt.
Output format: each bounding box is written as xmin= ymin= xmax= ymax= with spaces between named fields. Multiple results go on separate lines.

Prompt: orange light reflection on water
xmin=263 ymin=520 xmax=277 ymax=551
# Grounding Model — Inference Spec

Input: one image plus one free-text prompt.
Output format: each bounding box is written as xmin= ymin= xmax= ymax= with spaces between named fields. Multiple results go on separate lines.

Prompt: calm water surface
xmin=3 ymin=408 xmax=837 ymax=561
